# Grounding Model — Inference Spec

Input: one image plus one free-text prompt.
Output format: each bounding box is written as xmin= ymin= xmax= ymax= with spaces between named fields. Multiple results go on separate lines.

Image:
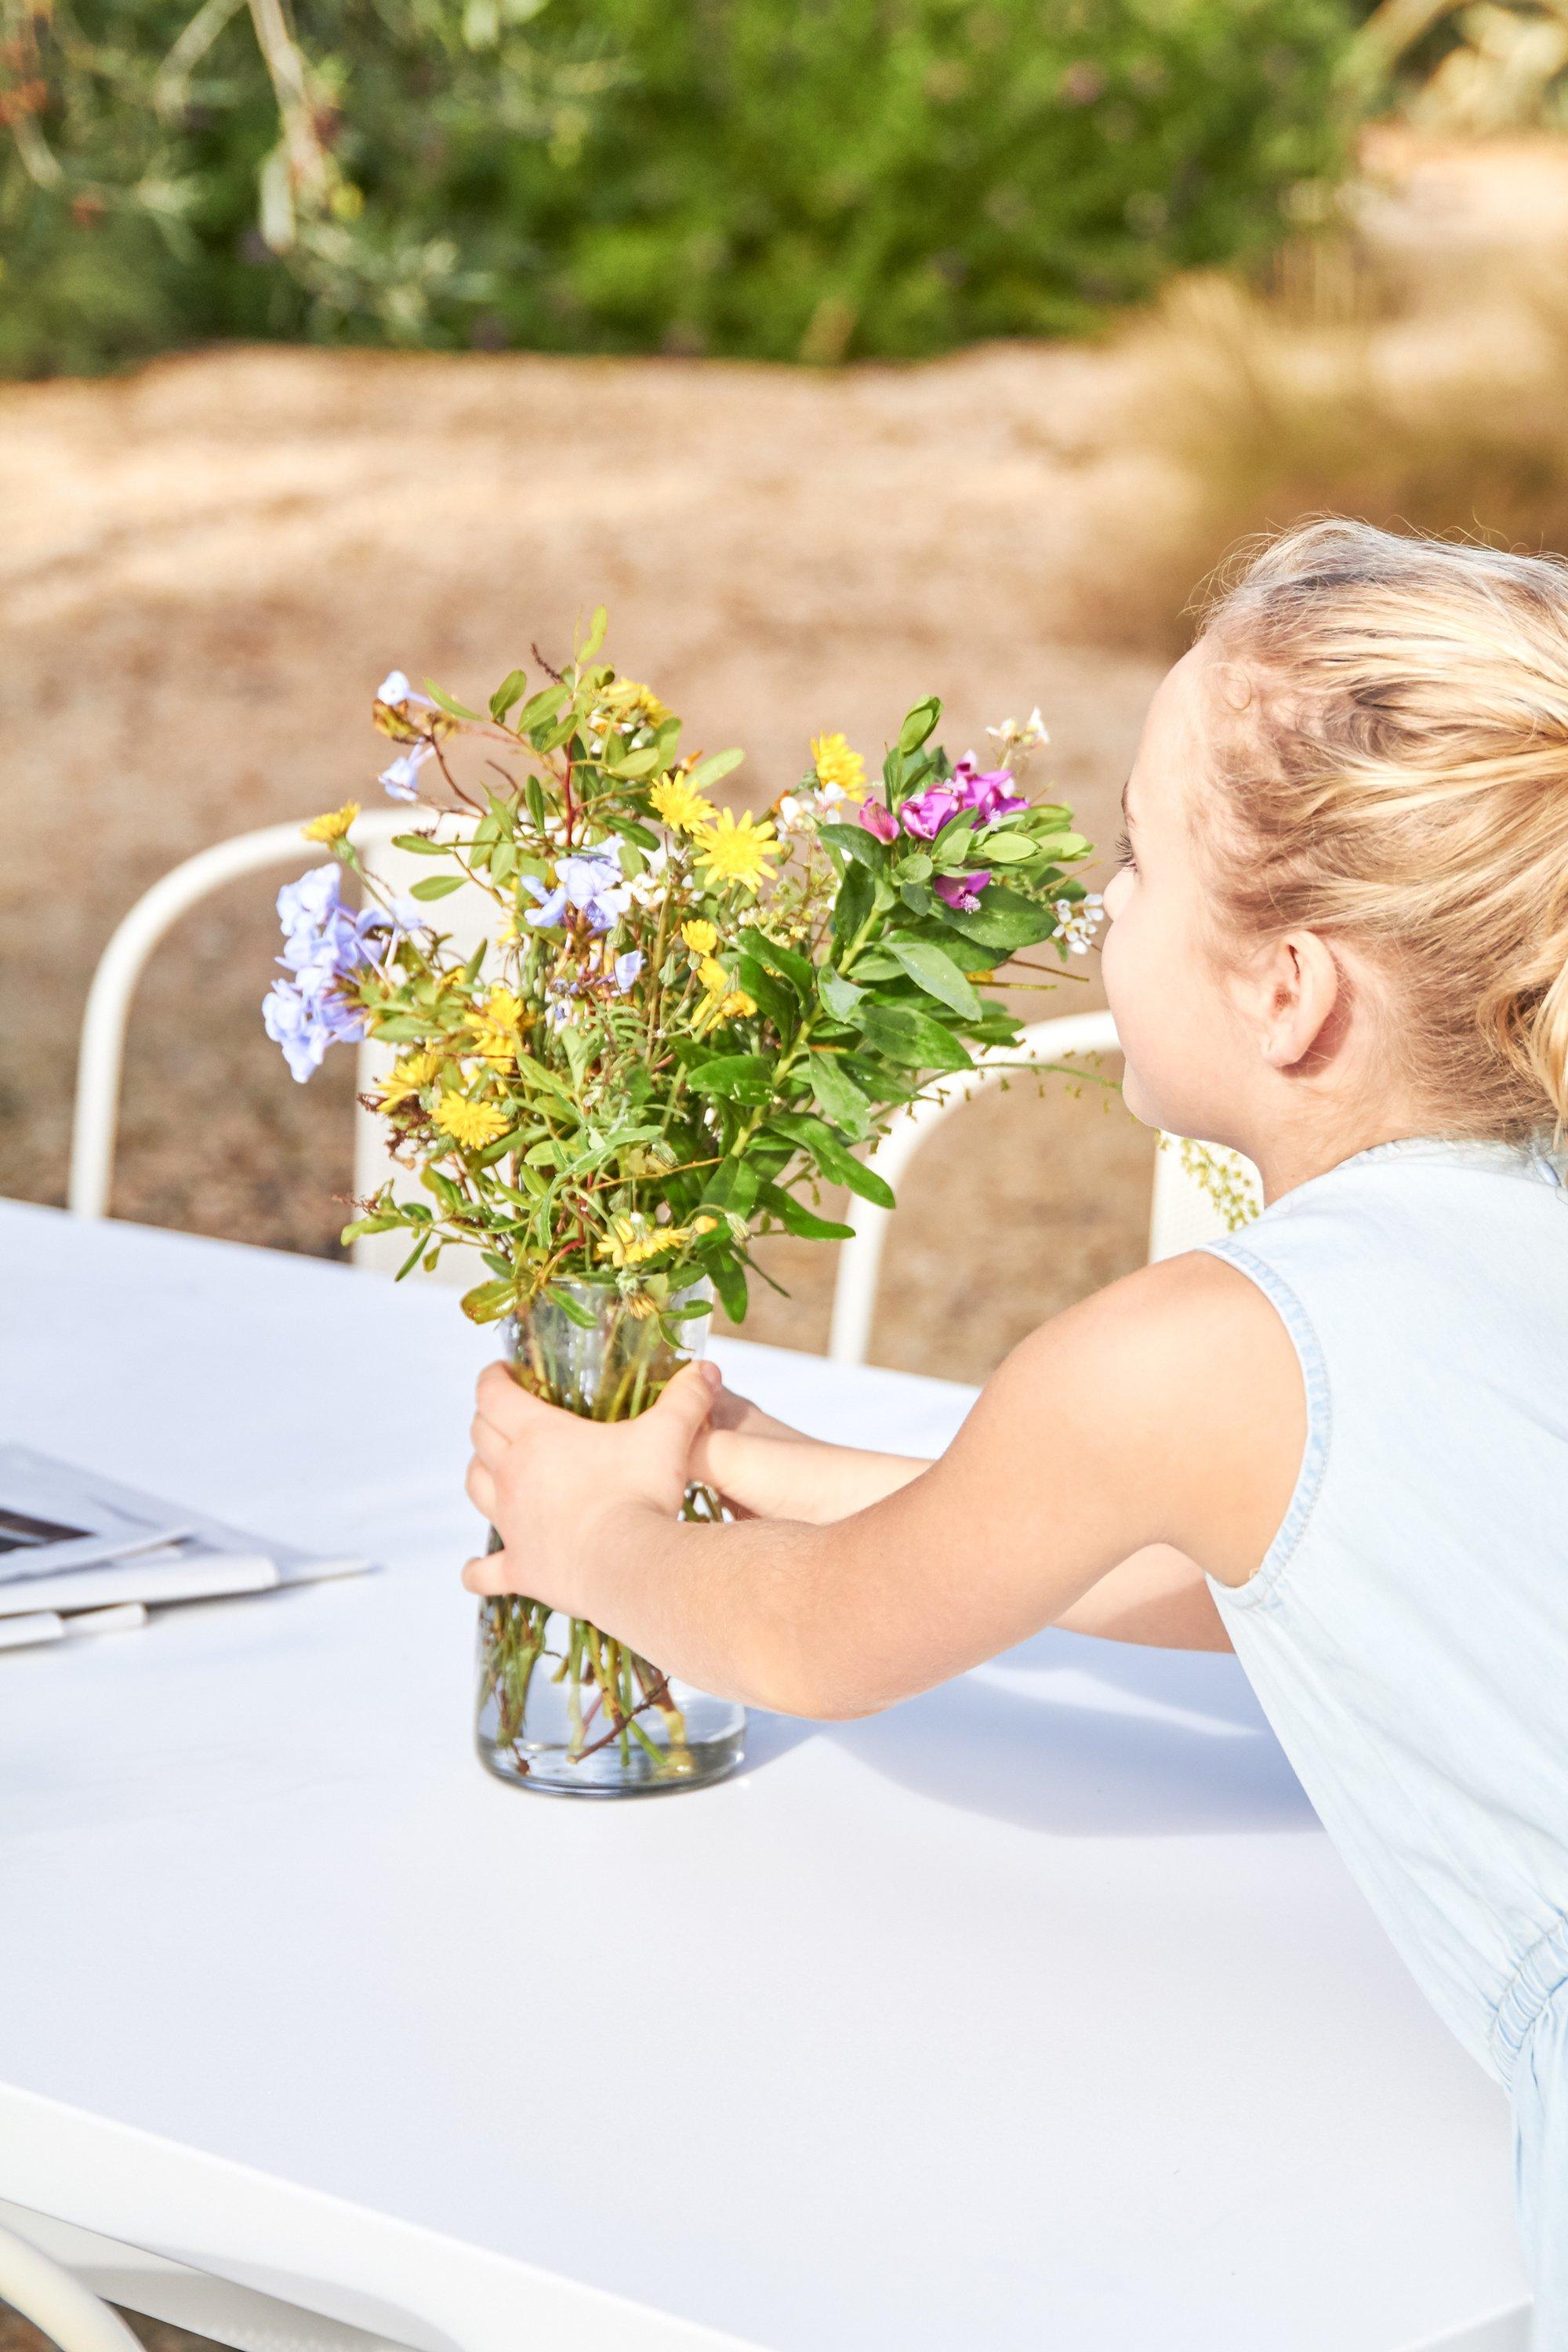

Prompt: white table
xmin=0 ymin=1201 xmax=1530 ymax=2352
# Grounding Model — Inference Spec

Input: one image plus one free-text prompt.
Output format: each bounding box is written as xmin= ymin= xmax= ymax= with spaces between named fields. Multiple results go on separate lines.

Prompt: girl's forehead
xmin=1131 ymin=646 xmax=1214 ymax=822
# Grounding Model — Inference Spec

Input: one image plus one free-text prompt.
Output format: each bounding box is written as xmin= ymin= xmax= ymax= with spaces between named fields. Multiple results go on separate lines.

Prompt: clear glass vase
xmin=474 ymin=1277 xmax=746 ymax=1796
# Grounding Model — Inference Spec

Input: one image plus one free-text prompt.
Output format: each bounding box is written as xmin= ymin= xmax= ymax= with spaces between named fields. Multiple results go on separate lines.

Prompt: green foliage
xmin=2 ymin=0 xmax=1357 ymax=376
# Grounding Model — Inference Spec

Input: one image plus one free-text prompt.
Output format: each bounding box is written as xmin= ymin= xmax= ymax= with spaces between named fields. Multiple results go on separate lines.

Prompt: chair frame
xmin=0 ymin=2215 xmax=141 ymax=2351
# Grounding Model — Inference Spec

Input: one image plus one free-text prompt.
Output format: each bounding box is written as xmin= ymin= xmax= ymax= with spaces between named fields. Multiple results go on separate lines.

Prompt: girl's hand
xmin=459 ymin=1357 xmax=720 ymax=1613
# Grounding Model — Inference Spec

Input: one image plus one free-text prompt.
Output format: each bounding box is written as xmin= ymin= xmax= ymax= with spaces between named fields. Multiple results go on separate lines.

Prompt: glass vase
xmin=474 ymin=1277 xmax=746 ymax=1796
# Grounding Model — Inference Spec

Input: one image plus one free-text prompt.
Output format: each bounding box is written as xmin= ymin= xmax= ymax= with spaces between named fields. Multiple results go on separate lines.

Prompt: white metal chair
xmin=69 ymin=822 xmax=1261 ymax=1333
xmin=826 ymin=1010 xmax=1260 ymax=1363
xmin=0 ymin=2215 xmax=141 ymax=2351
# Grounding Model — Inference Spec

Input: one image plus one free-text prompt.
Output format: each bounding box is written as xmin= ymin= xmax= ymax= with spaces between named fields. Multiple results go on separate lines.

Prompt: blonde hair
xmin=1198 ymin=520 xmax=1568 ymax=1145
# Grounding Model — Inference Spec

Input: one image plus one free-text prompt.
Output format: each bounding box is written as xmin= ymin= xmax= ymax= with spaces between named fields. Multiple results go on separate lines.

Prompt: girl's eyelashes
xmin=1114 ymin=828 xmax=1137 ymax=873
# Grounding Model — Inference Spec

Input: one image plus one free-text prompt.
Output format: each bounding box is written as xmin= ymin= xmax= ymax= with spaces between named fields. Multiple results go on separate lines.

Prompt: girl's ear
xmin=1235 ymin=929 xmax=1345 ymax=1076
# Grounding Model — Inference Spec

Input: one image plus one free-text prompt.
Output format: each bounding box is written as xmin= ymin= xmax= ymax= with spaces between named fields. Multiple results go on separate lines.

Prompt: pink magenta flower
xmin=934 ymin=870 xmax=992 ymax=913
xmin=951 ymin=757 xmax=1029 ymax=824
xmin=898 ymin=786 xmax=960 ymax=840
xmin=856 ymin=797 xmax=898 ymax=844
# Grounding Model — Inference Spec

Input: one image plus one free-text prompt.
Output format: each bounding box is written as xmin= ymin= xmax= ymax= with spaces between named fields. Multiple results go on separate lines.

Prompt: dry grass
xmin=1073 ymin=132 xmax=1568 ymax=648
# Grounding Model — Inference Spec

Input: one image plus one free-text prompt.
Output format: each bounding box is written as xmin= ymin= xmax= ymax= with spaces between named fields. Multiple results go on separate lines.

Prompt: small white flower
xmin=1053 ymin=891 xmax=1105 ymax=956
xmin=376 ymin=670 xmax=435 ymax=710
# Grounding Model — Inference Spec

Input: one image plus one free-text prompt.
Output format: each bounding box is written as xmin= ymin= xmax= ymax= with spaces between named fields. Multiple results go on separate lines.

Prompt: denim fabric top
xmin=1203 ymin=1137 xmax=1568 ymax=2081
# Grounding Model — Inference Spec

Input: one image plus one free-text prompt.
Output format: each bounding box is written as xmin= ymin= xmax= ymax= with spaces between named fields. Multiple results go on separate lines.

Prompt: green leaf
xmin=759 ymin=1181 xmax=855 ymax=1242
xmin=818 ymin=967 xmax=865 ymax=1022
xmin=339 ymin=1212 xmax=406 ymax=1243
xmin=807 ymin=1051 xmax=871 ymax=1140
xmin=858 ymin=1003 xmax=972 ymax=1072
xmin=525 ymin=775 xmax=548 ymax=831
xmin=688 ymin=1053 xmax=775 ymax=1104
xmin=831 ymin=861 xmax=874 ymax=948
xmin=736 ymin=956 xmax=796 ymax=1027
xmin=818 ymin=821 xmax=884 ymax=873
xmin=702 ymin=1156 xmax=760 ymax=1218
xmin=608 ymin=744 xmax=661 ymax=778
xmin=423 ymin=681 xmax=481 ymax=722
xmin=898 ymin=851 xmax=933 ymax=883
xmin=897 ymin=695 xmax=942 ymax=755
xmin=461 ymin=1277 xmax=517 ymax=1324
xmin=768 ymin=1112 xmax=895 ymax=1209
xmin=410 ymin=873 xmax=466 ymax=902
xmin=971 ymin=829 xmax=1040 ymax=865
xmin=368 ymin=1014 xmax=437 ymax=1042
xmin=578 ymin=606 xmax=608 ymax=662
xmin=887 ymin=937 xmax=982 ymax=1018
xmin=514 ymin=1051 xmax=579 ymax=1105
xmin=710 ymin=1254 xmax=749 ymax=1324
xmin=489 ymin=668 xmax=528 ymax=723
xmin=519 ymin=683 xmax=568 ymax=731
xmin=739 ymin=927 xmax=813 ymax=996
xmin=390 ymin=833 xmax=448 ymax=856
xmin=547 ymin=1282 xmax=600 ymax=1328
xmin=940 ymin=885 xmax=1061 ymax=955
xmin=687 ymin=746 xmax=745 ymax=793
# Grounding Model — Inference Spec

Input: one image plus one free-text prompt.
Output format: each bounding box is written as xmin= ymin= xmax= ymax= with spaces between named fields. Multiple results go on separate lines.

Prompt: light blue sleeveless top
xmin=1203 ymin=1137 xmax=1568 ymax=2331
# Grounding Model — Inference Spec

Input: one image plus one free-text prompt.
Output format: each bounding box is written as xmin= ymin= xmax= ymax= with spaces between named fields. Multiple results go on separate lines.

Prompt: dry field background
xmin=7 ymin=133 xmax=1568 ymax=1385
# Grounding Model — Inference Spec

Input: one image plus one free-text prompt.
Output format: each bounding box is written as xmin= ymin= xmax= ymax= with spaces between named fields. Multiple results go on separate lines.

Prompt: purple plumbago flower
xmin=523 ymin=853 xmax=630 ymax=934
xmin=263 ymin=978 xmax=366 ymax=1084
xmin=951 ymin=757 xmax=1029 ymax=824
xmin=614 ymin=949 xmax=644 ymax=993
xmin=934 ymin=870 xmax=992 ymax=914
xmin=379 ymin=745 xmax=432 ymax=802
xmin=856 ymin=797 xmax=898 ymax=844
xmin=265 ymin=863 xmax=397 ymax=1080
xmin=898 ymin=786 xmax=961 ymax=841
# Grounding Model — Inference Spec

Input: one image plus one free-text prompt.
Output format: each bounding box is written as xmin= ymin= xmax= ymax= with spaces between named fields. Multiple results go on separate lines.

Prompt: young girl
xmin=462 ymin=520 xmax=1568 ymax=2336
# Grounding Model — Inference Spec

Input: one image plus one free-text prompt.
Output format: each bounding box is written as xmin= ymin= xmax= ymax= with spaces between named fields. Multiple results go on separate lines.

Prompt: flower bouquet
xmin=265 ymin=611 xmax=1100 ymax=1793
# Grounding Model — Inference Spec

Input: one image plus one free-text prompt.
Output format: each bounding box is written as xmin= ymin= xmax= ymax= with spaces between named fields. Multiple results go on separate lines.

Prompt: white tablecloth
xmin=0 ymin=1202 xmax=1527 ymax=2350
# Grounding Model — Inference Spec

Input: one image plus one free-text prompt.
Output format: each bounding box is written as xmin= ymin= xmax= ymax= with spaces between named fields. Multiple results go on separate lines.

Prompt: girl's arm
xmin=463 ymin=1252 xmax=1301 ymax=1716
xmin=693 ymin=1400 xmax=1230 ymax=1650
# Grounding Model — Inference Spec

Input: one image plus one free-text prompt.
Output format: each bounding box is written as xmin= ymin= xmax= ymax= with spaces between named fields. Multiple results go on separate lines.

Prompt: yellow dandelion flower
xmin=605 ymin=679 xmax=670 ymax=728
xmin=696 ymin=954 xmax=730 ymax=998
xmin=302 ymin=801 xmax=360 ymax=844
xmin=433 ymin=1095 xmax=510 ymax=1151
xmin=596 ymin=1216 xmax=688 ymax=1269
xmin=811 ymin=733 xmax=867 ymax=800
xmin=720 ymin=989 xmax=757 ymax=1022
xmin=693 ymin=808 xmax=779 ymax=895
xmin=651 ymin=775 xmax=719 ymax=836
xmin=681 ymin=919 xmax=718 ymax=956
xmin=692 ymin=1213 xmax=719 ymax=1235
xmin=624 ymin=1291 xmax=659 ymax=1319
xmin=481 ymin=987 xmax=522 ymax=1030
xmin=378 ymin=1048 xmax=441 ymax=1109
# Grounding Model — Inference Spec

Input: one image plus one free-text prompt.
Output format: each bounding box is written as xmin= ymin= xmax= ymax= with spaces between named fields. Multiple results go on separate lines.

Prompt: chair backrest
xmin=72 ymin=823 xmax=1261 ymax=1355
xmin=826 ymin=1012 xmax=1261 ymax=1364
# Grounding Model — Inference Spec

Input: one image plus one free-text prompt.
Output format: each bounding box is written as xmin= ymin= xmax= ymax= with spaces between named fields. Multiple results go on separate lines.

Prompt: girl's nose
xmin=1103 ymin=866 xmax=1131 ymax=920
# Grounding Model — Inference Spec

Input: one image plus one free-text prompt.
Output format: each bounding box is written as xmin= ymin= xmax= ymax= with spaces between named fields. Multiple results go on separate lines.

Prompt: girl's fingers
xmin=474 ymin=1359 xmax=533 ymax=1433
xmin=465 ymin=1457 xmax=497 ymax=1519
xmin=462 ymin=1548 xmax=517 ymax=1596
xmin=468 ymin=1414 xmax=510 ymax=1468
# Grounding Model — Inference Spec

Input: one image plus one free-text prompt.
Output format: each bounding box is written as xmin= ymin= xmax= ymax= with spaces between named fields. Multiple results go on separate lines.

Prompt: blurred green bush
xmin=1 ymin=0 xmax=1357 ymax=376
